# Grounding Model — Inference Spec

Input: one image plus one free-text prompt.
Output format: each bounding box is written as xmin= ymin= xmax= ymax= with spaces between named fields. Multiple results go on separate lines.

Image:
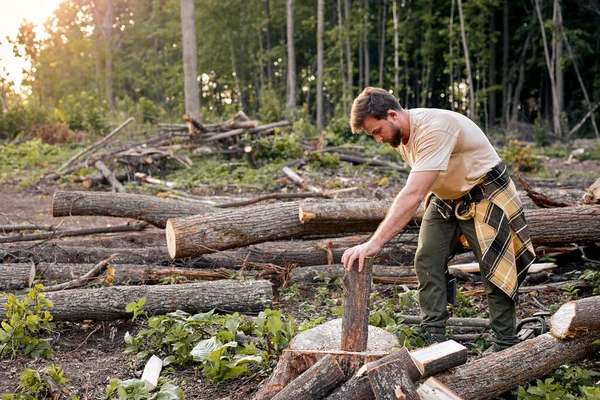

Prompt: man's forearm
xmin=369 ymin=191 xmax=423 ymax=247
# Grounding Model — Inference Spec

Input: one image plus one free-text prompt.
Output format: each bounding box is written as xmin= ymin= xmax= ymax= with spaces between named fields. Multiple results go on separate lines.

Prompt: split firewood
xmin=550 ymin=295 xmax=600 ymax=339
xmin=95 ymin=160 xmax=127 ymax=193
xmin=0 ymin=280 xmax=273 ymax=321
xmin=423 ymin=332 xmax=600 ymax=400
xmin=53 ymin=191 xmax=216 ymax=228
xmin=362 ymin=347 xmax=419 ymax=399
xmin=0 ymin=262 xmax=35 ymax=290
xmin=325 ymin=376 xmax=373 ymax=400
xmin=0 ymin=222 xmax=148 ymax=244
xmin=141 ymin=355 xmax=163 ymax=391
xmin=417 ymin=377 xmax=464 ymax=400
xmin=271 ymin=355 xmax=346 ymax=400
xmin=341 ymin=258 xmax=373 ymax=352
xmin=409 ymin=340 xmax=468 ymax=378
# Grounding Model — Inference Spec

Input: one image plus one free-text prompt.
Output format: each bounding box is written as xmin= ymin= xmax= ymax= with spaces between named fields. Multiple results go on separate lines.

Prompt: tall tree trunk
xmin=103 ymin=0 xmax=114 ymax=109
xmin=286 ymin=0 xmax=297 ymax=107
xmin=257 ymin=28 xmax=266 ymax=92
xmin=449 ymin=0 xmax=455 ymax=111
xmin=510 ymin=30 xmax=532 ymax=126
xmin=392 ymin=0 xmax=399 ymax=95
xmin=228 ymin=36 xmax=244 ymax=109
xmin=180 ymin=0 xmax=201 ymax=122
xmin=488 ymin=7 xmax=497 ymax=125
xmin=317 ymin=0 xmax=325 ymax=129
xmin=553 ymin=0 xmax=564 ymax=114
xmin=359 ymin=31 xmax=364 ymax=90
xmin=338 ymin=0 xmax=347 ymax=114
xmin=457 ymin=0 xmax=476 ymax=120
xmin=378 ymin=0 xmax=386 ymax=88
xmin=557 ymin=5 xmax=600 ymax=137
xmin=265 ymin=0 xmax=273 ymax=85
xmin=534 ymin=0 xmax=562 ymax=138
xmin=345 ymin=0 xmax=353 ymax=100
xmin=363 ymin=0 xmax=370 ymax=88
xmin=502 ymin=0 xmax=510 ymax=126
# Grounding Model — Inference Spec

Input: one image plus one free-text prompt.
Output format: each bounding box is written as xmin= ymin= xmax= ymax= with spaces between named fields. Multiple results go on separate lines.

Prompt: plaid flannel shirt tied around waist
xmin=431 ymin=161 xmax=536 ymax=300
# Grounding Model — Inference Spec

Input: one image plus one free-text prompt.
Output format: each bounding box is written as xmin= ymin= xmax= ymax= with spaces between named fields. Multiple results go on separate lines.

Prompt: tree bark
xmin=457 ymin=0 xmax=475 ymax=120
xmin=488 ymin=7 xmax=497 ymax=125
xmin=271 ymin=355 xmax=346 ymax=400
xmin=286 ymin=0 xmax=297 ymax=107
xmin=316 ymin=0 xmax=325 ymax=129
xmin=341 ymin=258 xmax=372 ymax=352
xmin=0 ymin=263 xmax=34 ymax=290
xmin=364 ymin=347 xmax=419 ymax=399
xmin=427 ymin=333 xmax=600 ymax=400
xmin=95 ymin=161 xmax=126 ymax=193
xmin=378 ymin=0 xmax=386 ymax=88
xmin=0 ymin=280 xmax=273 ymax=321
xmin=344 ymin=0 xmax=353 ymax=100
xmin=52 ymin=191 xmax=215 ymax=228
xmin=291 ymin=264 xmax=417 ymax=284
xmin=392 ymin=0 xmax=399 ymax=94
xmin=550 ymin=296 xmax=600 ymax=339
xmin=180 ymin=0 xmax=201 ymax=122
xmin=509 ymin=30 xmax=532 ymax=126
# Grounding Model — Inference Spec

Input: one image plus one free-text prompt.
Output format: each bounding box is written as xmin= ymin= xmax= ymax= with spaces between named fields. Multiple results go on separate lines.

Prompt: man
xmin=341 ymin=87 xmax=536 ymax=351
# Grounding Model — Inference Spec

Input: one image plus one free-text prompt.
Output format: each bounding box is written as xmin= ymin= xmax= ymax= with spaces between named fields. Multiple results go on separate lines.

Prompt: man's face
xmin=362 ymin=115 xmax=402 ymax=147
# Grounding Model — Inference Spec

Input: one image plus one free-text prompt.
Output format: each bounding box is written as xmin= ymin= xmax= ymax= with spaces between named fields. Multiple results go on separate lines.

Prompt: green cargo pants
xmin=414 ymin=197 xmax=520 ymax=350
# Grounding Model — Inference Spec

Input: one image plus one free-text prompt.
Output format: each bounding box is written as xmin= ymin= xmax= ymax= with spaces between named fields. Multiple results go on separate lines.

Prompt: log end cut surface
xmin=550 ymin=302 xmax=576 ymax=339
xmin=166 ymin=219 xmax=177 ymax=259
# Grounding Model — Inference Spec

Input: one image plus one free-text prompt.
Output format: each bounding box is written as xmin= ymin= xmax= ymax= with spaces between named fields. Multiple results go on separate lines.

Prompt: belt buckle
xmin=455 ymin=200 xmax=475 ymax=221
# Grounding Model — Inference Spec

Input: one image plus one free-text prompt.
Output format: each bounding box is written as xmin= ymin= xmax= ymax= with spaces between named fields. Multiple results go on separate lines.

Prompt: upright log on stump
xmin=341 ymin=257 xmax=373 ymax=352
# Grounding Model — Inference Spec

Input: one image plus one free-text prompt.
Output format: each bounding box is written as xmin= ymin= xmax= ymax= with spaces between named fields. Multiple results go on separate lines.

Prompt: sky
xmin=0 ymin=0 xmax=64 ymax=89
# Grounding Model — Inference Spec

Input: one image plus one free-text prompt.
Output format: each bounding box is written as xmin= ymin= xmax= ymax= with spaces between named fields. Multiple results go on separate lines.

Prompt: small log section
xmin=426 ymin=332 xmax=600 ymax=400
xmin=341 ymin=258 xmax=373 ymax=352
xmin=363 ymin=347 xmax=418 ymax=399
xmin=271 ymin=354 xmax=346 ymax=400
xmin=0 ymin=263 xmax=35 ymax=290
xmin=95 ymin=160 xmax=127 ymax=193
xmin=53 ymin=191 xmax=216 ymax=228
xmin=550 ymin=295 xmax=600 ymax=339
xmin=0 ymin=280 xmax=273 ymax=321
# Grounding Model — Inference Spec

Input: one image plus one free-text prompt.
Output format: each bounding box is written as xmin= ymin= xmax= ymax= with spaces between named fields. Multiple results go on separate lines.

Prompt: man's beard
xmin=389 ymin=123 xmax=402 ymax=147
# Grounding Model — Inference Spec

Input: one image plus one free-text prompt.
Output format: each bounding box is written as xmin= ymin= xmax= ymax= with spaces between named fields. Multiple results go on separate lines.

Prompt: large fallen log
xmin=0 ymin=263 xmax=35 ymax=290
xmin=421 ymin=332 xmax=600 ymax=400
xmin=550 ymin=295 xmax=600 ymax=339
xmin=166 ymin=202 xmax=383 ymax=259
xmin=52 ymin=191 xmax=216 ymax=228
xmin=291 ymin=264 xmax=417 ymax=284
xmin=0 ymin=222 xmax=148 ymax=244
xmin=0 ymin=280 xmax=273 ymax=321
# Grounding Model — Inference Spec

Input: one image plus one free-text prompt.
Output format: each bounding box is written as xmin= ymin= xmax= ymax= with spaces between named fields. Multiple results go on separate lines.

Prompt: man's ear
xmin=386 ymin=109 xmax=397 ymax=121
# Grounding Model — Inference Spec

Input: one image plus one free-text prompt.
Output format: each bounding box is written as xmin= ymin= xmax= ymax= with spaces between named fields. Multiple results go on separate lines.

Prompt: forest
xmin=0 ymin=0 xmax=599 ymax=140
xmin=0 ymin=0 xmax=600 ymax=399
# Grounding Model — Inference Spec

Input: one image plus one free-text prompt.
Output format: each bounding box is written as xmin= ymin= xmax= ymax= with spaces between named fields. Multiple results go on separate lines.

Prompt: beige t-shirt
xmin=397 ymin=108 xmax=501 ymax=200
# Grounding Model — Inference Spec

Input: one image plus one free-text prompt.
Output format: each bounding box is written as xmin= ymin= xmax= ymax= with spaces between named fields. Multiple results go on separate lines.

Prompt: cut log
xmin=341 ymin=258 xmax=373 ymax=352
xmin=53 ymin=191 xmax=216 ymax=228
xmin=253 ymin=319 xmax=399 ymax=400
xmin=363 ymin=347 xmax=419 ymax=399
xmin=0 ymin=263 xmax=35 ymax=290
xmin=282 ymin=167 xmax=321 ymax=193
xmin=141 ymin=355 xmax=163 ymax=391
xmin=409 ymin=340 xmax=468 ymax=378
xmin=448 ymin=262 xmax=556 ymax=274
xmin=0 ymin=280 xmax=273 ymax=321
xmin=271 ymin=354 xmax=346 ymax=400
xmin=550 ymin=295 xmax=600 ymax=339
xmin=291 ymin=264 xmax=417 ymax=284
xmin=0 ymin=223 xmax=148 ymax=244
xmin=166 ymin=202 xmax=382 ymax=259
xmin=95 ymin=160 xmax=127 ymax=193
xmin=417 ymin=377 xmax=465 ymax=400
xmin=1 ymin=243 xmax=171 ymax=265
xmin=326 ymin=376 xmax=373 ymax=400
xmin=205 ymin=121 xmax=290 ymax=142
xmin=430 ymin=332 xmax=600 ymax=400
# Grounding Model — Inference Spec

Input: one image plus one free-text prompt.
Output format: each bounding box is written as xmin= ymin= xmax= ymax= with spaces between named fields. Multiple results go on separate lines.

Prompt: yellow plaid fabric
xmin=436 ymin=162 xmax=536 ymax=299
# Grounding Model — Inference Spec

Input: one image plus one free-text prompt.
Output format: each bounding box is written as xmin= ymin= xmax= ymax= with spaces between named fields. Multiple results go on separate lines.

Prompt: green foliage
xmin=448 ymin=288 xmax=484 ymax=318
xmin=517 ymin=364 xmax=600 ymax=400
xmin=533 ymin=117 xmax=553 ymax=148
xmin=257 ymin=86 xmax=283 ymax=123
xmin=124 ymin=308 xmax=297 ymax=384
xmin=307 ymin=151 xmax=340 ymax=169
xmin=279 ymin=284 xmax=301 ymax=302
xmin=105 ymin=378 xmax=184 ymax=400
xmin=501 ymin=140 xmax=544 ymax=173
xmin=251 ymin=132 xmax=304 ymax=162
xmin=574 ymin=141 xmax=600 ymax=161
xmin=369 ymin=294 xmax=424 ymax=349
xmin=0 ymin=284 xmax=54 ymax=359
xmin=0 ymin=102 xmax=52 ymax=141
xmin=580 ymin=269 xmax=600 ymax=295
xmin=54 ymin=92 xmax=109 ymax=133
xmin=125 ymin=297 xmax=149 ymax=322
xmin=323 ymin=116 xmax=360 ymax=147
xmin=1 ymin=365 xmax=74 ymax=400
xmin=0 ymin=139 xmax=79 ymax=185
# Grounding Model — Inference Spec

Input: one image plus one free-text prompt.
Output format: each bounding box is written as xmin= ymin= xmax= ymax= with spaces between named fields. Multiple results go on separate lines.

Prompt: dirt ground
xmin=0 ymin=154 xmax=599 ymax=399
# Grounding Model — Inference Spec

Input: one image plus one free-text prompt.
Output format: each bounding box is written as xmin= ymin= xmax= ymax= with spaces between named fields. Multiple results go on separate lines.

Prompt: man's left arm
xmin=342 ymin=170 xmax=440 ymax=271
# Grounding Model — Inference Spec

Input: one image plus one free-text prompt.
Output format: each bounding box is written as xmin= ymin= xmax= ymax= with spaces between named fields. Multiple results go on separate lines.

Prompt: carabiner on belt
xmin=455 ymin=200 xmax=475 ymax=221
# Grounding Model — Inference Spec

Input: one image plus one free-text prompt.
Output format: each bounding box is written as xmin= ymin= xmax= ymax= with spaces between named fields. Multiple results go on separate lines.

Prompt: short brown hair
xmin=350 ymin=87 xmax=402 ymax=133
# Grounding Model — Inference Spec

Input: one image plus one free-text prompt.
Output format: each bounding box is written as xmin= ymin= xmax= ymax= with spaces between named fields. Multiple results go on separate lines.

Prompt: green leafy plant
xmin=369 ymin=295 xmax=423 ymax=349
xmin=502 ymin=139 xmax=544 ymax=172
xmin=448 ymin=288 xmax=484 ymax=318
xmin=104 ymin=378 xmax=184 ymax=400
xmin=0 ymin=284 xmax=54 ymax=359
xmin=126 ymin=297 xmax=149 ymax=322
xmin=517 ymin=364 xmax=600 ymax=400
xmin=580 ymin=269 xmax=600 ymax=295
xmin=1 ymin=365 xmax=75 ymax=399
